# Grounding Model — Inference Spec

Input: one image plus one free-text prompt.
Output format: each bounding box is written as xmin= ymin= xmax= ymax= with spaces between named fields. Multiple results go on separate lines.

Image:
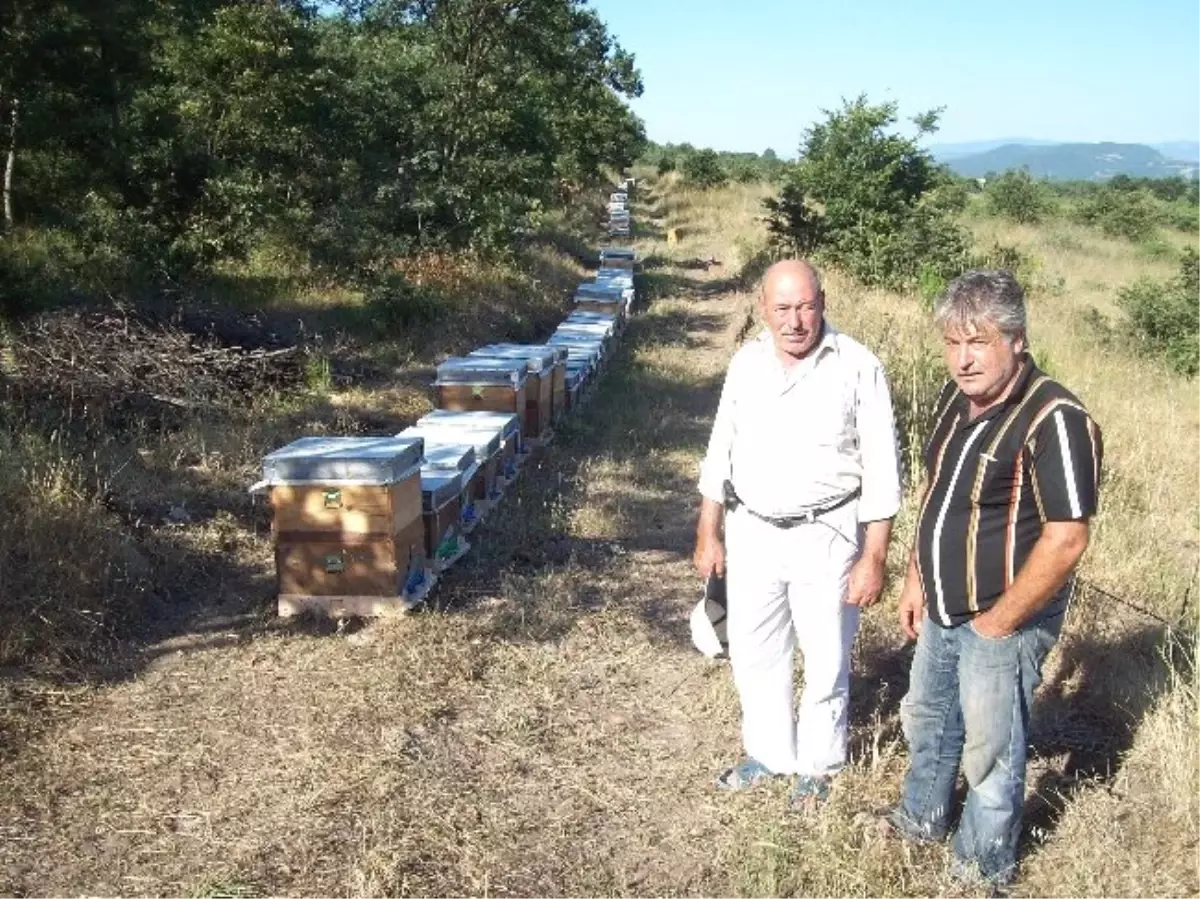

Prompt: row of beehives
xmin=250 ymin=230 xmax=639 ymax=619
xmin=607 ymin=179 xmax=633 ymax=237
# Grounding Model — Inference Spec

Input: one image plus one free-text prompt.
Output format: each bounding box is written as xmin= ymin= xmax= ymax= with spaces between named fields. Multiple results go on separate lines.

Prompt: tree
xmin=984 ymin=168 xmax=1053 ymax=223
xmin=682 ymin=148 xmax=727 ymax=189
xmin=764 ymin=96 xmax=970 ymax=289
xmin=0 ymin=0 xmax=647 ymax=288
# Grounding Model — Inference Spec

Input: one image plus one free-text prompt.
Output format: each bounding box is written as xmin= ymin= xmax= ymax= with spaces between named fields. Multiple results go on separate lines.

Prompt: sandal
xmin=788 ymin=774 xmax=832 ymax=813
xmin=715 ymin=758 xmax=777 ymax=791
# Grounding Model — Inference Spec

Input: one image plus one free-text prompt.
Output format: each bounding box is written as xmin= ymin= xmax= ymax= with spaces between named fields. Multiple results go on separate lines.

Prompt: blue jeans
xmin=892 ymin=612 xmax=1062 ymax=885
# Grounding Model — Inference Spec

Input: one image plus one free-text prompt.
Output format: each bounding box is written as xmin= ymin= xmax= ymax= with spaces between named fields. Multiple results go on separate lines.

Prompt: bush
xmin=984 ymin=169 xmax=1054 ymax=223
xmin=764 ymin=96 xmax=971 ymax=290
xmin=1074 ymin=186 xmax=1159 ymax=242
xmin=1161 ymin=200 xmax=1199 ymax=233
xmin=681 ymin=149 xmax=728 ymax=189
xmin=363 ymin=274 xmax=446 ymax=336
xmin=1118 ymin=247 xmax=1199 ymax=375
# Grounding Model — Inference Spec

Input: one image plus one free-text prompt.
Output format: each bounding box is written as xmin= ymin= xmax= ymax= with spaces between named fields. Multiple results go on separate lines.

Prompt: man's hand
xmin=897 ymin=579 xmax=925 ymax=640
xmin=969 ymin=520 xmax=1090 ymax=639
xmin=896 ymin=551 xmax=925 ymax=640
xmin=693 ymin=529 xmax=725 ymax=579
xmin=968 ymin=609 xmax=1014 ymax=640
xmin=846 ymin=554 xmax=885 ymax=607
xmin=694 ymin=497 xmax=726 ymax=579
xmin=846 ymin=518 xmax=892 ymax=607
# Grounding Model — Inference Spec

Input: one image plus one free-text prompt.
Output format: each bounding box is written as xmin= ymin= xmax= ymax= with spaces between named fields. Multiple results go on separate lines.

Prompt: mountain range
xmin=929 ymin=140 xmax=1199 ymax=181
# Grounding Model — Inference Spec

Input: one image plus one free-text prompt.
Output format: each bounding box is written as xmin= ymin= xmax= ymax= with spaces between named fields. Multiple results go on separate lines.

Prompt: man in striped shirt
xmin=884 ymin=270 xmax=1103 ymax=888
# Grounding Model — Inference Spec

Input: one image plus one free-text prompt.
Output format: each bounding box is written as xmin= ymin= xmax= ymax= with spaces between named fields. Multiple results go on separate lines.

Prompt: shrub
xmin=1118 ymin=247 xmax=1199 ymax=375
xmin=764 ymin=96 xmax=971 ymax=291
xmin=973 ymin=241 xmax=1041 ymax=287
xmin=1074 ymin=186 xmax=1159 ymax=242
xmin=984 ymin=169 xmax=1054 ymax=223
xmin=681 ymin=149 xmax=728 ymax=189
xmin=363 ymin=274 xmax=446 ymax=336
xmin=1161 ymin=200 xmax=1199 ymax=233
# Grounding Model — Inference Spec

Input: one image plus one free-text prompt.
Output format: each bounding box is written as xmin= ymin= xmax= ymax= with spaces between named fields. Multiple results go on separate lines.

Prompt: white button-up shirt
xmin=698 ymin=324 xmax=902 ymax=522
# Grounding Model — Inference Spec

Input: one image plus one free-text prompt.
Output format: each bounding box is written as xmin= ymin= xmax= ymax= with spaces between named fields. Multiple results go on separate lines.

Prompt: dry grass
xmin=0 ymin=175 xmax=1195 ymax=897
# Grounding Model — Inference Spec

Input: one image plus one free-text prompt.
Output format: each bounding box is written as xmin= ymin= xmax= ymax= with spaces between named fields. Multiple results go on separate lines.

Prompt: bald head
xmin=762 ymin=259 xmax=823 ymax=302
xmin=759 ymin=258 xmax=826 ymax=363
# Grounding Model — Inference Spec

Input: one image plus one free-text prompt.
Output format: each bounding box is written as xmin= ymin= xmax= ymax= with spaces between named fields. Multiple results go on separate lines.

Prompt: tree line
xmin=0 ymin=0 xmax=646 ymax=312
xmin=638 ymin=142 xmax=789 ymax=187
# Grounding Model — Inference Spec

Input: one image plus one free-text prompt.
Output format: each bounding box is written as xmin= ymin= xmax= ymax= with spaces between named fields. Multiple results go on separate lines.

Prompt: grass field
xmin=0 ymin=174 xmax=1195 ymax=897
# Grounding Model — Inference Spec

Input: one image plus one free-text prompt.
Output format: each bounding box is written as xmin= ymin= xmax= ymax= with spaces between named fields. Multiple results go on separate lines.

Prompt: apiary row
xmin=251 ymin=189 xmax=639 ymax=618
xmin=607 ymin=181 xmax=632 ymax=238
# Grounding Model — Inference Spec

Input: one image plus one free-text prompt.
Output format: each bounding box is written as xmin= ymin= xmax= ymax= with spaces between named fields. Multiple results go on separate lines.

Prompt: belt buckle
xmin=799 ymin=508 xmax=817 ymax=524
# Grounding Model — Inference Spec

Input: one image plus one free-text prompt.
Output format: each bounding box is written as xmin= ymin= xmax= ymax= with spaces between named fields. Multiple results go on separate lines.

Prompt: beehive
xmin=565 ymin=362 xmax=589 ymax=411
xmin=599 ymin=247 xmax=636 ymax=272
xmin=257 ymin=436 xmax=434 ymax=616
xmin=435 ymin=357 xmax=529 ymax=433
xmin=573 ymin=282 xmax=625 ymax=319
xmin=401 ymin=423 xmax=502 ymax=505
xmin=420 ymin=467 xmax=470 ymax=569
xmin=467 ymin=346 xmax=554 ymax=441
xmin=473 ymin=343 xmax=568 ymax=431
xmin=417 ymin=410 xmax=523 ymax=481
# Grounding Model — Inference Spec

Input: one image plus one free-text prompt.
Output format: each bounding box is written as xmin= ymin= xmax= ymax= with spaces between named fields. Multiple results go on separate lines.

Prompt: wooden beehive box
xmin=565 ymin=364 xmax=587 ymax=411
xmin=506 ymin=344 xmax=568 ymax=423
xmin=400 ymin=432 xmax=485 ymax=542
xmin=435 ymin=357 xmax=529 ymax=436
xmin=257 ymin=436 xmax=434 ymax=616
xmin=420 ymin=467 xmax=467 ymax=565
xmin=573 ymin=297 xmax=623 ymax=318
xmin=551 ymin=340 xmax=602 ymax=385
xmin=549 ymin=329 xmax=607 ymax=374
xmin=276 ymin=519 xmax=426 ymax=599
xmin=599 ymin=247 xmax=635 ymax=272
xmin=595 ymin=270 xmax=635 ymax=317
xmin=467 ymin=348 xmax=550 ymax=441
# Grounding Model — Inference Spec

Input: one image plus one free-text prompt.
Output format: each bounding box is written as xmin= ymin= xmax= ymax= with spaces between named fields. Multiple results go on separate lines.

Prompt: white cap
xmin=689 ymin=599 xmax=726 ymax=659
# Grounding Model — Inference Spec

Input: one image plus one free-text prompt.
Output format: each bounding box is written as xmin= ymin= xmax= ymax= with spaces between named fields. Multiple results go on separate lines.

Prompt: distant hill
xmin=929 ymin=138 xmax=1060 ymax=160
xmin=1153 ymin=141 xmax=1200 ymax=164
xmin=942 ymin=142 xmax=1198 ymax=181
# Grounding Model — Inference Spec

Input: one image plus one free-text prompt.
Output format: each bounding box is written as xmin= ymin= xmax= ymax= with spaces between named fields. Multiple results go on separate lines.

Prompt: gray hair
xmin=934 ymin=269 xmax=1027 ymax=340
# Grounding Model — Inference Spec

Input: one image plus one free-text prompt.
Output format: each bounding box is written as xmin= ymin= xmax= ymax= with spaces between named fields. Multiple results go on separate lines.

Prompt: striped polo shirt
xmin=916 ymin=357 xmax=1103 ymax=628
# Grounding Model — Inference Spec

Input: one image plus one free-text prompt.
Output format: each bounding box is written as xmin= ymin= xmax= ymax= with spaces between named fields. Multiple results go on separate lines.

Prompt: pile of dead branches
xmin=2 ymin=308 xmax=307 ymax=414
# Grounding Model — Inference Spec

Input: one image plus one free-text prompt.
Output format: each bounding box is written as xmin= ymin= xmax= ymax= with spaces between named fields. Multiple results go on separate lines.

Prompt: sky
xmin=587 ymin=0 xmax=1200 ymax=154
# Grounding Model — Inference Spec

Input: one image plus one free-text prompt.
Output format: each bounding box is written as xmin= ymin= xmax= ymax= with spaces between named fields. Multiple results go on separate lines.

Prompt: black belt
xmin=722 ymin=480 xmax=859 ymax=529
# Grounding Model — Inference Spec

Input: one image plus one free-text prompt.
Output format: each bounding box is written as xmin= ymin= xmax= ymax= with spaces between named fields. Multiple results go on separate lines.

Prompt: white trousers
xmin=725 ymin=501 xmax=861 ymax=777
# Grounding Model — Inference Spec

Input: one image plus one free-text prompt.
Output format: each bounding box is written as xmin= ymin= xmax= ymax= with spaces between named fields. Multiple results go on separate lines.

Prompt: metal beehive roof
xmin=417 ymin=410 xmax=521 ymax=442
xmin=403 ymin=423 xmax=501 ymax=460
xmin=470 ymin=344 xmax=560 ymax=372
xmin=260 ymin=436 xmax=424 ymax=486
xmin=420 ymin=468 xmax=465 ymax=512
xmin=395 ymin=427 xmax=477 ymax=471
xmin=435 ymin=356 xmax=529 ymax=387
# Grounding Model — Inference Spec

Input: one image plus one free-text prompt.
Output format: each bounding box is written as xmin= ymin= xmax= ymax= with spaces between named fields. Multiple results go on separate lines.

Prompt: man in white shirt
xmin=694 ymin=259 xmax=901 ymax=810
